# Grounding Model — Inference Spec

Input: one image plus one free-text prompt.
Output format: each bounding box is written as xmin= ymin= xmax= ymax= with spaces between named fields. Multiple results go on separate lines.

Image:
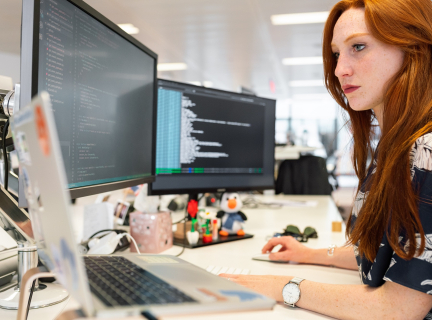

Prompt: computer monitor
xmin=19 ymin=0 xmax=157 ymax=206
xmin=149 ymin=79 xmax=276 ymax=197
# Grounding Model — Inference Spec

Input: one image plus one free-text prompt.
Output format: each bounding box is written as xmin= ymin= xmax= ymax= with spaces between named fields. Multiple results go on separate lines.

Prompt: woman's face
xmin=331 ymin=8 xmax=404 ymax=114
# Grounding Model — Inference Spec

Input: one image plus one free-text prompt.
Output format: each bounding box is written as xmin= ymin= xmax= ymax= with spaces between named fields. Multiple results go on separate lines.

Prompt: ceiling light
xmin=289 ymin=80 xmax=324 ymax=87
xmin=157 ymin=63 xmax=188 ymax=71
xmin=282 ymin=56 xmax=323 ymax=65
xmin=271 ymin=11 xmax=329 ymax=25
xmin=117 ymin=23 xmax=139 ymax=35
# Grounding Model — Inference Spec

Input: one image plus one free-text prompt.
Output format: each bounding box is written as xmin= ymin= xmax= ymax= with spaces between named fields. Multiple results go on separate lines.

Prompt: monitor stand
xmin=175 ymin=193 xmax=254 ymax=249
xmin=0 ymin=187 xmax=69 ymax=310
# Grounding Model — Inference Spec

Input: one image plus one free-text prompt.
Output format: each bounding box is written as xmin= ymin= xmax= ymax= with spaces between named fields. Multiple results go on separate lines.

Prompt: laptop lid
xmin=11 ymin=92 xmax=94 ymax=315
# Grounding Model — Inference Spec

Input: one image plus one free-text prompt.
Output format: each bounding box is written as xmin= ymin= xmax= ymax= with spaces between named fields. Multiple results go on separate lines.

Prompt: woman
xmin=220 ymin=0 xmax=432 ymax=318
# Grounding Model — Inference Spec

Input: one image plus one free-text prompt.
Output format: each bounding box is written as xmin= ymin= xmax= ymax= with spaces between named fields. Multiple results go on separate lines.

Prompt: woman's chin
xmin=349 ymin=103 xmax=373 ymax=112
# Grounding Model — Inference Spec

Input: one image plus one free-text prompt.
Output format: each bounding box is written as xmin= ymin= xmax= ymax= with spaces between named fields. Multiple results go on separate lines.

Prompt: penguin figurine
xmin=217 ymin=193 xmax=247 ymax=236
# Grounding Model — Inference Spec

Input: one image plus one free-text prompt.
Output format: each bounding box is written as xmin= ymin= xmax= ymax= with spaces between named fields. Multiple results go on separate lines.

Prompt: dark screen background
xmin=38 ymin=0 xmax=155 ymax=188
xmin=182 ymin=92 xmax=264 ymax=169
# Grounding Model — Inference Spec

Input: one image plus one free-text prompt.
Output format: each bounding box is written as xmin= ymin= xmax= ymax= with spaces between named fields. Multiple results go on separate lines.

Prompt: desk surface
xmin=2 ymin=195 xmax=360 ymax=320
xmin=159 ymin=195 xmax=359 ymax=320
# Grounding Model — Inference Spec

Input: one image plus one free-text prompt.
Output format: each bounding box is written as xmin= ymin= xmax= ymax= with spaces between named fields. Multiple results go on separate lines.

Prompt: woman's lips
xmin=343 ymin=86 xmax=360 ymax=94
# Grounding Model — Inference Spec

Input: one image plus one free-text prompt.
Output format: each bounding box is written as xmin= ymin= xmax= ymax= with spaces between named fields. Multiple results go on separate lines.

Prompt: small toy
xmin=186 ymin=199 xmax=199 ymax=245
xmin=212 ymin=219 xmax=218 ymax=241
xmin=199 ymin=209 xmax=217 ymax=243
xmin=217 ymin=193 xmax=247 ymax=236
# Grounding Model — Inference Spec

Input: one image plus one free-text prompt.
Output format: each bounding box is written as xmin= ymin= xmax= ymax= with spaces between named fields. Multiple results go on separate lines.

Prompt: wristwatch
xmin=282 ymin=277 xmax=305 ymax=307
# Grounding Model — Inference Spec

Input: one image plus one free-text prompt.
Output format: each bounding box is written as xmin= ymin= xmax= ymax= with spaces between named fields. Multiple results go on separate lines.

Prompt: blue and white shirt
xmin=351 ymin=133 xmax=432 ymax=319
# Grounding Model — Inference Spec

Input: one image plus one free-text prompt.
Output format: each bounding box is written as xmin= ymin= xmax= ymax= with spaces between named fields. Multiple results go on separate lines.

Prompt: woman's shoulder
xmin=410 ymin=133 xmax=432 ymax=176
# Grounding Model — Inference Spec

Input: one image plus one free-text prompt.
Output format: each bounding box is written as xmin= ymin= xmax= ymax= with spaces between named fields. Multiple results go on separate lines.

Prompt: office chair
xmin=275 ymin=155 xmax=333 ymax=195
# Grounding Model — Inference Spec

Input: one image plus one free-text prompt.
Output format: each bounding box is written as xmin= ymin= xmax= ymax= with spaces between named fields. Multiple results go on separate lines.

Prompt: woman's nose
xmin=334 ymin=54 xmax=353 ymax=79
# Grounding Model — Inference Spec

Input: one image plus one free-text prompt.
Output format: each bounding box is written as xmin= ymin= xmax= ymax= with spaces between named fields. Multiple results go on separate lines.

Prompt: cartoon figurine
xmin=217 ymin=193 xmax=247 ymax=236
xmin=199 ymin=209 xmax=217 ymax=243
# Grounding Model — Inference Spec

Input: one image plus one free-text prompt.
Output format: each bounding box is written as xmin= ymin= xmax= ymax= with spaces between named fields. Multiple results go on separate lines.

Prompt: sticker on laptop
xmin=35 ymin=104 xmax=50 ymax=157
xmin=51 ymin=239 xmax=80 ymax=291
xmin=50 ymin=243 xmax=67 ymax=288
xmin=14 ymin=131 xmax=32 ymax=166
xmin=137 ymin=256 xmax=179 ymax=264
xmin=196 ymin=288 xmax=227 ymax=302
xmin=12 ymin=107 xmax=34 ymax=127
xmin=219 ymin=290 xmax=266 ymax=302
xmin=60 ymin=238 xmax=79 ymax=290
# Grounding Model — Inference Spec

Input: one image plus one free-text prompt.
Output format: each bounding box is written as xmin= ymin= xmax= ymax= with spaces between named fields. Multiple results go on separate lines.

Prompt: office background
xmin=0 ymin=0 xmax=358 ymax=202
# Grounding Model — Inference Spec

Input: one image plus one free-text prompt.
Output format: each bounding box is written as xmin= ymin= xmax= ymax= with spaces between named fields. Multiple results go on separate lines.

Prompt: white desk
xmin=275 ymin=146 xmax=318 ymax=160
xmin=2 ymin=195 xmax=360 ymax=320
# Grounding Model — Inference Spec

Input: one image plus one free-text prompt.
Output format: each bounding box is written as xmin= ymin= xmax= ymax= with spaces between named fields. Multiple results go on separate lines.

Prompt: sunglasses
xmin=274 ymin=225 xmax=318 ymax=242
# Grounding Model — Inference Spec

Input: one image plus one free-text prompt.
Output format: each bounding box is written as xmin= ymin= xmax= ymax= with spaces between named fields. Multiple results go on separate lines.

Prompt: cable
xmin=25 ymin=280 xmax=36 ymax=320
xmin=116 ymin=233 xmax=141 ymax=255
xmin=176 ymin=206 xmax=188 ymax=257
xmin=2 ymin=119 xmax=9 ymax=191
xmin=88 ymin=229 xmax=116 ymax=239
xmin=172 ymin=217 xmax=187 ymax=225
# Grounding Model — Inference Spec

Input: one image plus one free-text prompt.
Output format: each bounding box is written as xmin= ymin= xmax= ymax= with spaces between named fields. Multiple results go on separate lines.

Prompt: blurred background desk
xmin=275 ymin=146 xmax=318 ymax=160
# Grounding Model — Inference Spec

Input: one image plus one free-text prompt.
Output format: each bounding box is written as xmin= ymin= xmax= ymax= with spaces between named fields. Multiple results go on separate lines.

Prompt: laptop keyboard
xmin=83 ymin=256 xmax=196 ymax=307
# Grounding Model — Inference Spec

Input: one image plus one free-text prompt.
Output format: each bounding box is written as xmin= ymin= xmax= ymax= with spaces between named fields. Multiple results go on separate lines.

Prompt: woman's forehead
xmin=332 ymin=8 xmax=368 ymax=46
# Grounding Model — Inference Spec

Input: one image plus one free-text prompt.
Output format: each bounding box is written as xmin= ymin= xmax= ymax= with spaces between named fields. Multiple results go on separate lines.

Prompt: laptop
xmin=10 ymin=92 xmax=275 ymax=318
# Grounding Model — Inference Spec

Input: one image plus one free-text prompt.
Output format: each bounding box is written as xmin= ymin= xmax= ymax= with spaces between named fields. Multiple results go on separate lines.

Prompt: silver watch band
xmin=290 ymin=277 xmax=305 ymax=286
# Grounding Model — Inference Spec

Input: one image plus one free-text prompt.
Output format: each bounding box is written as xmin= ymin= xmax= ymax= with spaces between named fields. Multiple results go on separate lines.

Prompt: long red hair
xmin=323 ymin=0 xmax=432 ymax=261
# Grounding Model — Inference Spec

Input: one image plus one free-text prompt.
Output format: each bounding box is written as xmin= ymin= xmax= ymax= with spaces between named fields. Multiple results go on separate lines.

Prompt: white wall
xmin=0 ymin=52 xmax=20 ymax=85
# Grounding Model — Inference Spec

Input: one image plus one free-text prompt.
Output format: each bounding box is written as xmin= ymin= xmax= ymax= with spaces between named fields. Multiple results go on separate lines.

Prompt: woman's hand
xmin=218 ymin=274 xmax=292 ymax=302
xmin=262 ymin=236 xmax=313 ymax=263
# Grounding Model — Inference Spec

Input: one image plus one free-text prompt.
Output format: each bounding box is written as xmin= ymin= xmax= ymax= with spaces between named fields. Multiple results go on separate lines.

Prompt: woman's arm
xmin=219 ymin=274 xmax=432 ymax=320
xmin=262 ymin=236 xmax=358 ymax=270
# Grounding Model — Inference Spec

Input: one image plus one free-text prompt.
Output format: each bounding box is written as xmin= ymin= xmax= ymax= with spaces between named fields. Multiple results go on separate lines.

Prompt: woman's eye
xmin=333 ymin=52 xmax=340 ymax=61
xmin=353 ymin=44 xmax=366 ymax=52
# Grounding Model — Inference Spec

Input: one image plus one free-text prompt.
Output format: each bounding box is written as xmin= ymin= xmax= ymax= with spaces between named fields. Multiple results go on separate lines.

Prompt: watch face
xmin=283 ymin=283 xmax=300 ymax=305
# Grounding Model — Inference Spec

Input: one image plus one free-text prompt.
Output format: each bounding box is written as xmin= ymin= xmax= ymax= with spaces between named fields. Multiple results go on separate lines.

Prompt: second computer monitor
xmin=149 ymin=79 xmax=276 ymax=195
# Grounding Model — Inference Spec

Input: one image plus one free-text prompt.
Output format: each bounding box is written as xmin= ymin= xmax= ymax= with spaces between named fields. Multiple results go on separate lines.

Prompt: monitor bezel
xmin=20 ymin=0 xmax=158 ymax=204
xmin=148 ymin=79 xmax=276 ymax=196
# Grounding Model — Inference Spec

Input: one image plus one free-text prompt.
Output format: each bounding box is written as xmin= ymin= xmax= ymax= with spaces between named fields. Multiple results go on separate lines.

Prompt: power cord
xmin=88 ymin=229 xmax=117 ymax=239
xmin=25 ymin=280 xmax=36 ymax=320
xmin=118 ymin=233 xmax=140 ymax=255
xmin=172 ymin=217 xmax=187 ymax=225
xmin=176 ymin=205 xmax=188 ymax=257
xmin=2 ymin=119 xmax=9 ymax=191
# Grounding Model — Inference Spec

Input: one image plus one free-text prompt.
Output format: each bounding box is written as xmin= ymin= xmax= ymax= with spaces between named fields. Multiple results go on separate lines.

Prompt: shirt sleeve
xmin=384 ymin=134 xmax=432 ymax=295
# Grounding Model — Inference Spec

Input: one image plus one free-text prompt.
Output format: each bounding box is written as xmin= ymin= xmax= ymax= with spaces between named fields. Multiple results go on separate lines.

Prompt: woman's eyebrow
xmin=331 ymin=32 xmax=370 ymax=48
xmin=344 ymin=32 xmax=369 ymax=43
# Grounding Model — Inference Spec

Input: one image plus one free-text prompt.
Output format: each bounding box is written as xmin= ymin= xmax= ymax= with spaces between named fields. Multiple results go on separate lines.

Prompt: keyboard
xmin=84 ymin=256 xmax=196 ymax=307
xmin=206 ymin=265 xmax=251 ymax=275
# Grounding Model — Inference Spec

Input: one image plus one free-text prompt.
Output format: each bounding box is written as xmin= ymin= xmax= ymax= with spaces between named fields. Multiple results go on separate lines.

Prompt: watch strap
xmin=290 ymin=277 xmax=304 ymax=286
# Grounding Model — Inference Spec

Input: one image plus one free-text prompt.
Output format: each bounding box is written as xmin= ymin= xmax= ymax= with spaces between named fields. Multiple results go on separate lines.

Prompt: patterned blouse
xmin=351 ymin=133 xmax=432 ymax=319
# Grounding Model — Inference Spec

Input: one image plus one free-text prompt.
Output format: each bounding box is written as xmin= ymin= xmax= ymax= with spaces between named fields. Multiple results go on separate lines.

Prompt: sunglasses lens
xmin=303 ymin=227 xmax=317 ymax=238
xmin=285 ymin=225 xmax=301 ymax=235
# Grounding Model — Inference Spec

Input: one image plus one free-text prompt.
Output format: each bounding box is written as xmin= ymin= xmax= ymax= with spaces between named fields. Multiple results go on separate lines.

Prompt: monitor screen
xmin=20 ymin=0 xmax=157 ymax=204
xmin=149 ymin=79 xmax=276 ymax=195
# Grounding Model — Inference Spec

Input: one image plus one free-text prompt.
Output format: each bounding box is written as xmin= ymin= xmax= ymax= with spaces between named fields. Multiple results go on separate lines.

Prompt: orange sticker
xmin=35 ymin=105 xmax=50 ymax=156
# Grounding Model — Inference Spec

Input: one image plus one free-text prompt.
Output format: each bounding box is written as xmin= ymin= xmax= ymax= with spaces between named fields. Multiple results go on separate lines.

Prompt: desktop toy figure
xmin=186 ymin=199 xmax=199 ymax=245
xmin=199 ymin=209 xmax=217 ymax=243
xmin=217 ymin=193 xmax=247 ymax=236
